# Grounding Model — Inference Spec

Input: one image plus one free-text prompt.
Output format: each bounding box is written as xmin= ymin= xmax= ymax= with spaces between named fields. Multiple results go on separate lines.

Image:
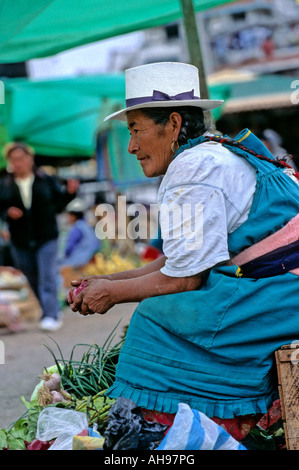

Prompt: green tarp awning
xmin=0 ymin=74 xmax=228 ymax=174
xmin=0 ymin=72 xmax=294 ymax=173
xmin=1 ymin=75 xmax=125 ymax=158
xmin=0 ymin=0 xmax=239 ymax=171
xmin=0 ymin=0 xmax=237 ymax=63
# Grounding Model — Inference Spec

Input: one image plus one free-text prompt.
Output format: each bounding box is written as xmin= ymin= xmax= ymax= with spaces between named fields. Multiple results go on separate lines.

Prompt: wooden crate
xmin=275 ymin=343 xmax=299 ymax=450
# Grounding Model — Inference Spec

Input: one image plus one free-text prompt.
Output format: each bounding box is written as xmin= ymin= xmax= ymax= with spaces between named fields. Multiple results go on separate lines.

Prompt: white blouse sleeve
xmin=159 ymin=182 xmax=231 ymax=277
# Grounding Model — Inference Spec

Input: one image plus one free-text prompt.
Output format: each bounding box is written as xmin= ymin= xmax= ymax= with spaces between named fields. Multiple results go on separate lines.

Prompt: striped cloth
xmin=72 ymin=427 xmax=104 ymax=450
xmin=157 ymin=403 xmax=246 ymax=450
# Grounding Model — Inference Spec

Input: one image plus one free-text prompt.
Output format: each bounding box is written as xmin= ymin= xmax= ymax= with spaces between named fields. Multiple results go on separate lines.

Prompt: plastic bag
xmin=103 ymin=397 xmax=168 ymax=450
xmin=157 ymin=403 xmax=246 ymax=450
xmin=36 ymin=407 xmax=88 ymax=450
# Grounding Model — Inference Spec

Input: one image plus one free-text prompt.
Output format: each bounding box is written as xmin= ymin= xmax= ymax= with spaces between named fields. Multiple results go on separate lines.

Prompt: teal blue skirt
xmin=108 ymin=265 xmax=299 ymax=418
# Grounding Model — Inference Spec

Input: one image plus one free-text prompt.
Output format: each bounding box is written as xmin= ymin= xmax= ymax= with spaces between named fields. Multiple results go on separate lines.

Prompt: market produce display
xmin=0 ymin=268 xmax=28 ymax=332
xmin=0 ymin=267 xmax=27 ymax=289
xmin=0 ymin=323 xmax=124 ymax=450
xmin=0 ymin=267 xmax=41 ymax=329
xmin=84 ymin=250 xmax=142 ymax=276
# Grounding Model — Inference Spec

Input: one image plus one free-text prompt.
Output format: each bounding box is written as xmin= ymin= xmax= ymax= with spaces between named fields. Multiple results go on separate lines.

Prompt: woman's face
xmin=127 ymin=110 xmax=180 ymax=177
xmin=8 ymin=148 xmax=34 ymax=178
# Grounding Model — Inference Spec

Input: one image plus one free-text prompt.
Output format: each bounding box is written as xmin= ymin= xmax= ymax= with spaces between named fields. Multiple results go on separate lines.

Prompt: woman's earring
xmin=171 ymin=141 xmax=179 ymax=153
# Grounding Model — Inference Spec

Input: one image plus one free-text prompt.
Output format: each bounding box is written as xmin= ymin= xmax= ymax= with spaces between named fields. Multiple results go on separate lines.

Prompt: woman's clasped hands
xmin=68 ymin=276 xmax=115 ymax=316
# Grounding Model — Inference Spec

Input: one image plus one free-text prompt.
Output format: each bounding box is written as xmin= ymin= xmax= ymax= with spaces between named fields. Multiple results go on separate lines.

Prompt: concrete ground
xmin=0 ymin=303 xmax=137 ymax=429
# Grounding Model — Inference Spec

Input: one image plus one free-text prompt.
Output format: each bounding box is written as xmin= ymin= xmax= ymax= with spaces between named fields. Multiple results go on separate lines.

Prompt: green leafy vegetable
xmin=0 ymin=406 xmax=42 ymax=450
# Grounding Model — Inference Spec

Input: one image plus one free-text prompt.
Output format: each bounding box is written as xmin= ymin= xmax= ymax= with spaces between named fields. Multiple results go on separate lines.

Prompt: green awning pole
xmin=179 ymin=0 xmax=215 ymax=130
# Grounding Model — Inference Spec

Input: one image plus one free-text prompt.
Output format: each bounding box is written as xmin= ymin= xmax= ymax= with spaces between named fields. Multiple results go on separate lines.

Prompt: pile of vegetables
xmin=44 ymin=335 xmax=123 ymax=401
xmin=0 ymin=322 xmax=125 ymax=450
xmin=84 ymin=250 xmax=142 ymax=276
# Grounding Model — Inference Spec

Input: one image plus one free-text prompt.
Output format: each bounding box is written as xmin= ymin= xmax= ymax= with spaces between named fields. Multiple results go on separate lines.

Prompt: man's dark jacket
xmin=0 ymin=170 xmax=75 ymax=249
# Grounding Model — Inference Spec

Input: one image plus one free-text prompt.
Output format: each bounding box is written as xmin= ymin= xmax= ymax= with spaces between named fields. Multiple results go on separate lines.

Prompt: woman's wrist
xmin=109 ymin=269 xmax=201 ymax=305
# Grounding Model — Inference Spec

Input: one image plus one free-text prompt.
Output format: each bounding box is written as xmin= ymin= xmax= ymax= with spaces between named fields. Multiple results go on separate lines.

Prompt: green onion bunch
xmin=44 ymin=321 xmax=125 ymax=399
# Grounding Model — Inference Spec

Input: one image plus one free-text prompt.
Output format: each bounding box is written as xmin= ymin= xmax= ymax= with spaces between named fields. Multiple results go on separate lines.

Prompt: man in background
xmin=0 ymin=142 xmax=79 ymax=331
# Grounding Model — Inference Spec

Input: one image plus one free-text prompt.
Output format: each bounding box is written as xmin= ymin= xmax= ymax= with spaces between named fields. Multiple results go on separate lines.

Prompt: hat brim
xmin=104 ymin=99 xmax=224 ymax=122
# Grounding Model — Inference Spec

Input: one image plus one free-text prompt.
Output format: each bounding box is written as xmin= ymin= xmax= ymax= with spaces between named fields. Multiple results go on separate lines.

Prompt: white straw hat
xmin=104 ymin=62 xmax=223 ymax=121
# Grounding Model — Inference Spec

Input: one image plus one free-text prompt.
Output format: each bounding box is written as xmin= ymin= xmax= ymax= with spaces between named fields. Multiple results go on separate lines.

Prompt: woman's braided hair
xmin=138 ymin=106 xmax=207 ymax=146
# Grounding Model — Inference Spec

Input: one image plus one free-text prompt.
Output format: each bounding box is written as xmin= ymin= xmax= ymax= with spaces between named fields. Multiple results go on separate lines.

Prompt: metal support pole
xmin=179 ymin=0 xmax=214 ymax=128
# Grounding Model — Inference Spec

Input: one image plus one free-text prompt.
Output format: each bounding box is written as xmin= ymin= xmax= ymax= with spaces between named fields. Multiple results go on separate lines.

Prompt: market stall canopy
xmin=1 ymin=75 xmax=125 ymax=158
xmin=220 ymin=74 xmax=298 ymax=114
xmin=0 ymin=74 xmax=228 ymax=175
xmin=0 ymin=0 xmax=237 ymax=63
xmin=0 ymin=71 xmax=294 ymax=171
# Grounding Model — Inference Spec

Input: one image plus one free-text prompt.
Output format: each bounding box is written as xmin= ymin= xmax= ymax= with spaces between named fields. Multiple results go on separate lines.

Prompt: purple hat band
xmin=126 ymin=89 xmax=199 ymax=107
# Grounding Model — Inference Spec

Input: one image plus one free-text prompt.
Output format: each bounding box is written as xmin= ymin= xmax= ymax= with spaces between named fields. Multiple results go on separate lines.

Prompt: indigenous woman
xmin=69 ymin=63 xmax=299 ymax=440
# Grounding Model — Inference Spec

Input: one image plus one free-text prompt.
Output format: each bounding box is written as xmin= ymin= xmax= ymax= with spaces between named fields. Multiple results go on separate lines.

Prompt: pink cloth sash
xmin=229 ymin=214 xmax=299 ymax=276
